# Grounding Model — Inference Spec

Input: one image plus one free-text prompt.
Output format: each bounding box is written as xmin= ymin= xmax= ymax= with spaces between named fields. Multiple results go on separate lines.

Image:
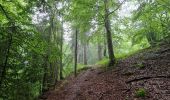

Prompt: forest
xmin=0 ymin=0 xmax=170 ymax=100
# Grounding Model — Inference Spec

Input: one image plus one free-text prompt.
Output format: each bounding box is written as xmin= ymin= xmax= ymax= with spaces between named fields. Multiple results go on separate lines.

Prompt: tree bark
xmin=42 ymin=14 xmax=53 ymax=91
xmin=77 ymin=43 xmax=81 ymax=63
xmin=104 ymin=0 xmax=115 ymax=67
xmin=0 ymin=31 xmax=12 ymax=87
xmin=103 ymin=37 xmax=107 ymax=57
xmin=42 ymin=56 xmax=48 ymax=92
xmin=83 ymin=43 xmax=87 ymax=65
xmin=74 ymin=28 xmax=78 ymax=77
xmin=60 ymin=20 xmax=64 ymax=80
xmin=98 ymin=41 xmax=102 ymax=60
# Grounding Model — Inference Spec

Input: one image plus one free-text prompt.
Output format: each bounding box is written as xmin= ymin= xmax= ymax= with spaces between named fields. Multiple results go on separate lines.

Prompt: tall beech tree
xmin=104 ymin=0 xmax=115 ymax=66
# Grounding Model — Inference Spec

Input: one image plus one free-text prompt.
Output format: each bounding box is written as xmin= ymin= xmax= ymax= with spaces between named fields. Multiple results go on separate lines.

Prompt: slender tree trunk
xmin=83 ymin=43 xmax=87 ymax=65
xmin=42 ymin=15 xmax=53 ymax=91
xmin=54 ymin=61 xmax=59 ymax=89
xmin=0 ymin=32 xmax=12 ymax=87
xmin=42 ymin=56 xmax=48 ymax=92
xmin=74 ymin=29 xmax=78 ymax=77
xmin=60 ymin=20 xmax=64 ymax=80
xmin=81 ymin=45 xmax=83 ymax=63
xmin=77 ymin=43 xmax=81 ymax=63
xmin=104 ymin=0 xmax=115 ymax=66
xmin=96 ymin=0 xmax=102 ymax=61
xmin=0 ymin=5 xmax=13 ymax=87
xmin=103 ymin=37 xmax=107 ymax=57
xmin=98 ymin=41 xmax=102 ymax=60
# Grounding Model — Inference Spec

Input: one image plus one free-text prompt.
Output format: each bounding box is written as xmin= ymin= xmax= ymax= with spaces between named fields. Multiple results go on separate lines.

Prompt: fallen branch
xmin=126 ymin=75 xmax=170 ymax=84
xmin=156 ymin=48 xmax=170 ymax=54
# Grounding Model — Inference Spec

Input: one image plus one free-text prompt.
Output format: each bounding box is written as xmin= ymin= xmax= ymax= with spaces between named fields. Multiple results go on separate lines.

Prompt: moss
xmin=135 ymin=88 xmax=146 ymax=97
xmin=136 ymin=62 xmax=145 ymax=69
xmin=137 ymin=63 xmax=143 ymax=68
xmin=133 ymin=63 xmax=145 ymax=69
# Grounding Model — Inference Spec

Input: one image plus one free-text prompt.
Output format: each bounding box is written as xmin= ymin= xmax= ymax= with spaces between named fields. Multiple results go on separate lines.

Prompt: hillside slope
xmin=41 ymin=44 xmax=170 ymax=100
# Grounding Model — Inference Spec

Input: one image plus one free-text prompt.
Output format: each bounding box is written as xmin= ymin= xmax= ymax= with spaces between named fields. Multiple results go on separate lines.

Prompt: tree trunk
xmin=54 ymin=61 xmax=58 ymax=89
xmin=74 ymin=29 xmax=78 ymax=77
xmin=104 ymin=0 xmax=115 ymax=66
xmin=42 ymin=15 xmax=53 ymax=91
xmin=0 ymin=32 xmax=12 ymax=87
xmin=77 ymin=43 xmax=81 ymax=63
xmin=103 ymin=37 xmax=107 ymax=57
xmin=42 ymin=56 xmax=48 ymax=92
xmin=60 ymin=20 xmax=64 ymax=80
xmin=98 ymin=41 xmax=102 ymax=61
xmin=83 ymin=43 xmax=87 ymax=65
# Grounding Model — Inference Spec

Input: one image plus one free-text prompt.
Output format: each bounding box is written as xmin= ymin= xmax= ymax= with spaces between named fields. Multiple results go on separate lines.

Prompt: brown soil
xmin=41 ymin=44 xmax=170 ymax=100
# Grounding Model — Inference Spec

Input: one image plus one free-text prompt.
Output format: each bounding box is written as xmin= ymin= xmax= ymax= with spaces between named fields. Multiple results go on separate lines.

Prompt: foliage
xmin=131 ymin=0 xmax=170 ymax=46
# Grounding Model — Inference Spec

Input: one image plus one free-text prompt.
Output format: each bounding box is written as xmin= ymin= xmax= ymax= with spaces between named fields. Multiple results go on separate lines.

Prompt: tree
xmin=74 ymin=28 xmax=78 ymax=76
xmin=132 ymin=0 xmax=170 ymax=46
xmin=60 ymin=19 xmax=64 ymax=80
xmin=104 ymin=0 xmax=116 ymax=66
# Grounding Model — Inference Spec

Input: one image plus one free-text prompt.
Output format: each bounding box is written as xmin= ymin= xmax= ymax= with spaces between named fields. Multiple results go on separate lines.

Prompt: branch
xmin=0 ymin=4 xmax=11 ymax=21
xmin=126 ymin=75 xmax=170 ymax=84
xmin=108 ymin=0 xmax=127 ymax=16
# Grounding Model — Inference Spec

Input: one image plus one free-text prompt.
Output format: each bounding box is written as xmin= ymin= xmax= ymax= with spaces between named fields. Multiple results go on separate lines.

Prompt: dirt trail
xmin=42 ymin=44 xmax=170 ymax=100
xmin=57 ymin=67 xmax=101 ymax=100
xmin=44 ymin=66 xmax=127 ymax=100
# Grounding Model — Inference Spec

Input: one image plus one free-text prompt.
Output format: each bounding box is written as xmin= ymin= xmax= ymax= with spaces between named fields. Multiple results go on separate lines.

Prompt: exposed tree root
xmin=157 ymin=48 xmax=170 ymax=54
xmin=126 ymin=75 xmax=170 ymax=84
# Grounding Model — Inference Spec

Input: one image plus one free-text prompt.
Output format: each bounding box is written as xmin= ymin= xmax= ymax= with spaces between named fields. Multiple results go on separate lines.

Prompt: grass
xmin=77 ymin=63 xmax=86 ymax=70
xmin=95 ymin=48 xmax=144 ymax=67
xmin=96 ymin=58 xmax=109 ymax=67
xmin=115 ymin=48 xmax=144 ymax=60
xmin=77 ymin=65 xmax=90 ymax=73
xmin=63 ymin=63 xmax=88 ymax=78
